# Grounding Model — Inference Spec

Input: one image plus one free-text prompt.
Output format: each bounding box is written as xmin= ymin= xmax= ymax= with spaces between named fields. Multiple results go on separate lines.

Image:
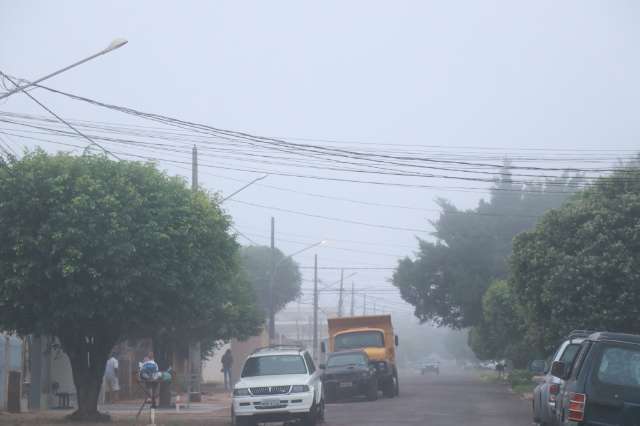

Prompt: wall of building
xmin=202 ymin=343 xmax=229 ymax=384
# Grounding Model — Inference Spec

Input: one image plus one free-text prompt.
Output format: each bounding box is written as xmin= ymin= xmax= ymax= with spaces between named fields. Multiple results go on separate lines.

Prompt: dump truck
xmin=324 ymin=315 xmax=399 ymax=397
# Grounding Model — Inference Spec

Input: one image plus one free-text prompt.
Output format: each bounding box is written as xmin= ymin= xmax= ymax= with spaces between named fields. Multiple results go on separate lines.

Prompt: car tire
xmin=382 ymin=377 xmax=395 ymax=398
xmin=318 ymin=398 xmax=326 ymax=423
xmin=301 ymin=402 xmax=318 ymax=426
xmin=231 ymin=409 xmax=255 ymax=426
xmin=366 ymin=381 xmax=378 ymax=401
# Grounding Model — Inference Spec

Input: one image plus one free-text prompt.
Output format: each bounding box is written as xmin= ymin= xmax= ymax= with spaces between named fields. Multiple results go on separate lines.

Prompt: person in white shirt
xmin=104 ymin=352 xmax=120 ymax=403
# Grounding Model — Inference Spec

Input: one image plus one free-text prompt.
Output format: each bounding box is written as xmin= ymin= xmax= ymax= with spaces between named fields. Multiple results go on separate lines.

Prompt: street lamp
xmin=0 ymin=38 xmax=128 ymax=101
xmin=268 ymin=240 xmax=327 ymax=342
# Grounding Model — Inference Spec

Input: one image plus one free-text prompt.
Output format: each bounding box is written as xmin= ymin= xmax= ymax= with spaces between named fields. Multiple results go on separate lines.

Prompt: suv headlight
xmin=233 ymin=388 xmax=250 ymax=396
xmin=290 ymin=385 xmax=310 ymax=393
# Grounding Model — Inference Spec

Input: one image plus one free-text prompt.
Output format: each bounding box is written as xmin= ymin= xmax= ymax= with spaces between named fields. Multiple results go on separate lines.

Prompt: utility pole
xmin=269 ymin=217 xmax=276 ymax=342
xmin=350 ymin=281 xmax=355 ymax=316
xmin=191 ymin=145 xmax=198 ymax=191
xmin=337 ymin=269 xmax=344 ymax=317
xmin=313 ymin=254 xmax=318 ymax=359
xmin=188 ymin=144 xmax=201 ymax=402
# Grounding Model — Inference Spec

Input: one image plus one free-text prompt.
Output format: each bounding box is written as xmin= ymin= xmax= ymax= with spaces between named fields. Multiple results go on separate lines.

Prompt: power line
xmin=227 ymin=199 xmax=430 ymax=233
xmin=0 ymin=71 xmax=120 ymax=160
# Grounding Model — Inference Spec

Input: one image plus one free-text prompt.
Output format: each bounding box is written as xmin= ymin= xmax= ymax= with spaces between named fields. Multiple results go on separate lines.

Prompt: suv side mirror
xmin=529 ymin=359 xmax=547 ymax=375
xmin=550 ymin=361 xmax=567 ymax=379
xmin=320 ymin=342 xmax=326 ymax=353
xmin=395 ymin=335 xmax=399 ymax=347
xmin=319 ymin=363 xmax=326 ymax=370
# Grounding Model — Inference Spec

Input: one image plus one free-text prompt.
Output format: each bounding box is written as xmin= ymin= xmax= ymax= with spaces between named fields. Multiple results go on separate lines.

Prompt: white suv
xmin=232 ymin=345 xmax=325 ymax=426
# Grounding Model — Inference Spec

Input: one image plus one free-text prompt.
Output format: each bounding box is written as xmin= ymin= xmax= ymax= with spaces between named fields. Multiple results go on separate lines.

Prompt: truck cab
xmin=325 ymin=315 xmax=399 ymax=398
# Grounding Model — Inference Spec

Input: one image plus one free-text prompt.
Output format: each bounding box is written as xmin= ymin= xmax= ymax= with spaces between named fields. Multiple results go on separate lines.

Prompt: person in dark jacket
xmin=221 ymin=349 xmax=233 ymax=390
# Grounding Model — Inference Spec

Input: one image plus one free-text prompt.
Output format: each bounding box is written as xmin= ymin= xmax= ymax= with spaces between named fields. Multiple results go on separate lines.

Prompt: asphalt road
xmin=323 ymin=370 xmax=532 ymax=426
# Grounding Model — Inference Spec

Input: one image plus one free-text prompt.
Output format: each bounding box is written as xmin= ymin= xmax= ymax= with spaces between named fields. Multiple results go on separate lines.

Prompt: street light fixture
xmin=0 ymin=38 xmax=128 ymax=101
xmin=268 ymin=240 xmax=327 ymax=342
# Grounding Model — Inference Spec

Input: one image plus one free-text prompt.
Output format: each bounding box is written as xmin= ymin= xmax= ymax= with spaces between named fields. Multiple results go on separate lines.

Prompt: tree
xmin=511 ymin=165 xmax=640 ymax=353
xmin=393 ymin=166 xmax=578 ymax=329
xmin=468 ymin=280 xmax=532 ymax=367
xmin=0 ymin=151 xmax=260 ymax=421
xmin=239 ymin=245 xmax=302 ymax=332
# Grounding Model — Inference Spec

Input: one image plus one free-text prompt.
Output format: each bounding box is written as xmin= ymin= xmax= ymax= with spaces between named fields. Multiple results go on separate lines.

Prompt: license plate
xmin=339 ymin=382 xmax=353 ymax=388
xmin=262 ymin=399 xmax=282 ymax=407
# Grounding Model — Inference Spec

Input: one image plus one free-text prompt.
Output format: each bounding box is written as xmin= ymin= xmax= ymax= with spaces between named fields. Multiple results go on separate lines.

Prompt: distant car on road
xmin=421 ymin=361 xmax=440 ymax=375
xmin=532 ymin=330 xmax=590 ymax=426
xmin=321 ymin=349 xmax=378 ymax=402
xmin=550 ymin=332 xmax=640 ymax=425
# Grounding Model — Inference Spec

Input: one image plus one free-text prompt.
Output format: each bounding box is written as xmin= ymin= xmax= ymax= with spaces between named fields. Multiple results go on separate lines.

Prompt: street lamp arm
xmin=0 ymin=38 xmax=128 ymax=101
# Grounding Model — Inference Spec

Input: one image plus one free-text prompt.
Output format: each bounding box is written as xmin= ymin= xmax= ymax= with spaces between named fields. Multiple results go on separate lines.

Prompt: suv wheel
xmin=318 ymin=398 xmax=326 ymax=422
xmin=302 ymin=402 xmax=318 ymax=426
xmin=231 ymin=409 xmax=255 ymax=426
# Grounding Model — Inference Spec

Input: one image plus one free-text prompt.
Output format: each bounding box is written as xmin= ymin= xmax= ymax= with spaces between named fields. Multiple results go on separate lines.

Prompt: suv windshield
xmin=335 ymin=331 xmax=384 ymax=350
xmin=597 ymin=345 xmax=640 ymax=388
xmin=327 ymin=353 xmax=367 ymax=368
xmin=241 ymin=355 xmax=308 ymax=377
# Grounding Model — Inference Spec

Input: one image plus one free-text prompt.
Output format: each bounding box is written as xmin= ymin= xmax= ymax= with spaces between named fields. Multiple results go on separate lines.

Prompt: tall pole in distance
xmin=337 ymin=269 xmax=344 ymax=317
xmin=269 ymin=217 xmax=276 ymax=341
xmin=350 ymin=281 xmax=355 ymax=316
xmin=192 ymin=145 xmax=198 ymax=191
xmin=313 ymin=254 xmax=319 ymax=359
xmin=362 ymin=294 xmax=367 ymax=315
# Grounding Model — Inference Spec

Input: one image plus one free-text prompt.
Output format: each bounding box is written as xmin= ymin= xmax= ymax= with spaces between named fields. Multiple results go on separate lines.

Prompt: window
xmin=327 ymin=353 xmax=368 ymax=368
xmin=334 ymin=331 xmax=384 ymax=350
xmin=241 ymin=355 xmax=308 ymax=377
xmin=560 ymin=344 xmax=581 ymax=363
xmin=304 ymin=352 xmax=316 ymax=374
xmin=597 ymin=345 xmax=640 ymax=388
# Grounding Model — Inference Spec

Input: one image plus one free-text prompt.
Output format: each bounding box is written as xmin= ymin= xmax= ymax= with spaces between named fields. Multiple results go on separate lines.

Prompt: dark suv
xmin=550 ymin=332 xmax=640 ymax=425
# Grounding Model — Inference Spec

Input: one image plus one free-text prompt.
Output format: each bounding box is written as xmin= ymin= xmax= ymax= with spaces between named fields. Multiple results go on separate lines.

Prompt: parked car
xmin=550 ymin=332 xmax=640 ymax=425
xmin=321 ymin=349 xmax=378 ymax=402
xmin=421 ymin=361 xmax=440 ymax=375
xmin=532 ymin=330 xmax=592 ymax=426
xmin=231 ymin=345 xmax=325 ymax=426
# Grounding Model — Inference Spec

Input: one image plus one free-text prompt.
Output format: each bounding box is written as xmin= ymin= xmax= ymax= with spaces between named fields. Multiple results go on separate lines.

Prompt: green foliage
xmin=0 ymin=151 xmax=260 ymax=418
xmin=468 ymin=280 xmax=534 ymax=367
xmin=393 ymin=166 xmax=578 ymax=328
xmin=239 ymin=245 xmax=302 ymax=316
xmin=511 ymin=165 xmax=640 ymax=353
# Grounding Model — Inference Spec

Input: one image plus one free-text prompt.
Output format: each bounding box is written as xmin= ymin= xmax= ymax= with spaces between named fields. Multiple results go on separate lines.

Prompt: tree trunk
xmin=153 ymin=337 xmax=173 ymax=408
xmin=63 ymin=335 xmax=114 ymax=422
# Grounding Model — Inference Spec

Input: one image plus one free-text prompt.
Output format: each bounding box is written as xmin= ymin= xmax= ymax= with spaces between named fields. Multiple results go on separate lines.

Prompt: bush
xmin=508 ymin=369 xmax=534 ymax=387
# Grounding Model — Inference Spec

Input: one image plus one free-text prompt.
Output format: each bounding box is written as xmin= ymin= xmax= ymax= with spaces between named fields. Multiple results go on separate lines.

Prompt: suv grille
xmin=250 ymin=386 xmax=291 ymax=395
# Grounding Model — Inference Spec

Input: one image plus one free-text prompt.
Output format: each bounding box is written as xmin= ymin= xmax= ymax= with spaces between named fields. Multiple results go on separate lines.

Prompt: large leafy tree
xmin=511 ymin=165 xmax=640 ymax=353
xmin=239 ymin=245 xmax=302 ymax=336
xmin=468 ymin=280 xmax=532 ymax=367
xmin=0 ymin=151 xmax=260 ymax=421
xmin=393 ymin=167 xmax=578 ymax=329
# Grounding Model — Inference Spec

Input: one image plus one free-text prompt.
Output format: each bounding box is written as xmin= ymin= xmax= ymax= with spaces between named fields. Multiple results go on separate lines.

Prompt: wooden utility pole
xmin=337 ymin=269 xmax=344 ymax=317
xmin=350 ymin=281 xmax=355 ymax=316
xmin=269 ymin=217 xmax=276 ymax=341
xmin=313 ymin=254 xmax=318 ymax=359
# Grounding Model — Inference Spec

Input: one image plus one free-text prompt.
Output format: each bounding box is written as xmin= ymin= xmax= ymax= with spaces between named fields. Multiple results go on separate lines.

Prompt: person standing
xmin=221 ymin=349 xmax=233 ymax=390
xmin=104 ymin=352 xmax=120 ymax=403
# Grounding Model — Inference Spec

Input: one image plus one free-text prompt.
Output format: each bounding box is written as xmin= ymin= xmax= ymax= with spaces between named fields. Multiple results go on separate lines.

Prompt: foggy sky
xmin=2 ymin=1 xmax=639 ymax=320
